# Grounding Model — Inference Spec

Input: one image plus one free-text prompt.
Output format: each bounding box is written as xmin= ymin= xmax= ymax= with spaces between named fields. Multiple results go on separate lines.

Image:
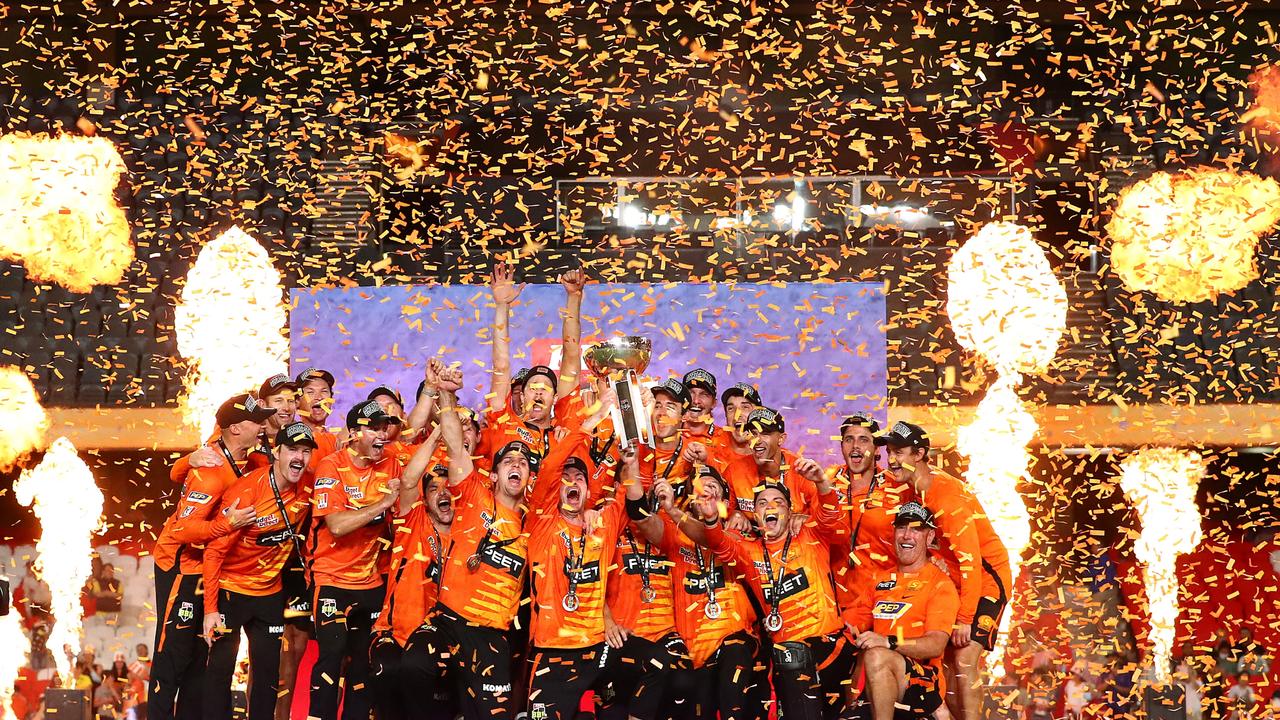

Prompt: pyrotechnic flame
xmin=0 ymin=133 xmax=132 ymax=292
xmin=12 ymin=437 xmax=105 ymax=684
xmin=0 ymin=609 xmax=29 ymax=720
xmin=384 ymin=132 xmax=425 ymax=180
xmin=0 ymin=365 xmax=50 ymax=472
xmin=1244 ymin=64 xmax=1280 ymax=132
xmin=1107 ymin=168 xmax=1280 ymax=303
xmin=1118 ymin=447 xmax=1205 ymax=684
xmin=175 ymin=226 xmax=288 ymax=438
xmin=947 ymin=222 xmax=1066 ymax=676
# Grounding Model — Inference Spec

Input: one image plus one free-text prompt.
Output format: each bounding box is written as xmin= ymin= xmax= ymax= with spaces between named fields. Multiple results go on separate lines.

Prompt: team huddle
xmin=147 ymin=267 xmax=1013 ymax=720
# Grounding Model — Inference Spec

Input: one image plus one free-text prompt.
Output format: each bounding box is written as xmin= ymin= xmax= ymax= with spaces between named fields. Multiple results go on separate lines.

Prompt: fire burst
xmin=0 ymin=365 xmax=50 ymax=472
xmin=0 ymin=609 xmax=29 ymax=720
xmin=12 ymin=437 xmax=104 ymax=683
xmin=1118 ymin=448 xmax=1205 ymax=684
xmin=175 ymin=226 xmax=289 ymax=438
xmin=0 ymin=133 xmax=132 ymax=292
xmin=947 ymin=222 xmax=1066 ymax=674
xmin=1107 ymin=168 xmax=1280 ymax=303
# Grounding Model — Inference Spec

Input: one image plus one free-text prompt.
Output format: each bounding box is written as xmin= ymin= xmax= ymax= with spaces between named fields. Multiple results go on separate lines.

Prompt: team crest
xmin=978 ymin=615 xmax=996 ymax=630
xmin=320 ymin=598 xmax=338 ymax=618
xmin=177 ymin=602 xmax=194 ymax=623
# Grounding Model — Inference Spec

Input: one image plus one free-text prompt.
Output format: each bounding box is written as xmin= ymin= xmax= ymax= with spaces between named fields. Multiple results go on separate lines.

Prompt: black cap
xmin=367 ymin=385 xmax=404 ymax=407
xmin=216 ymin=394 xmax=275 ymax=429
xmin=695 ymin=463 xmax=731 ymax=500
xmin=563 ymin=456 xmax=589 ymax=478
xmin=682 ymin=368 xmax=717 ymax=395
xmin=275 ymin=421 xmax=318 ymax=449
xmin=840 ymin=412 xmax=882 ymax=436
xmin=345 ymin=399 xmax=404 ymax=431
xmin=721 ymin=382 xmax=763 ymax=408
xmin=259 ymin=373 xmax=298 ymax=400
xmin=894 ymin=501 xmax=937 ymax=528
xmin=295 ymin=367 xmax=335 ymax=389
xmin=746 ymin=407 xmax=785 ymax=434
xmin=511 ymin=367 xmax=532 ymax=388
xmin=523 ymin=365 xmax=558 ymax=392
xmin=753 ymin=480 xmax=792 ymax=505
xmin=493 ymin=440 xmax=539 ymax=471
xmin=875 ymin=421 xmax=929 ymax=449
xmin=651 ymin=378 xmax=690 ymax=407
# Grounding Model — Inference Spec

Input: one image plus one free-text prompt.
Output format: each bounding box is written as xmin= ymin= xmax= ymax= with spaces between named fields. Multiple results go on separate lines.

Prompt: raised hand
xmin=437 ymin=364 xmax=463 ymax=393
xmin=559 ymin=267 xmax=587 ymax=296
xmin=653 ymin=479 xmax=676 ymax=513
xmin=491 ymin=262 xmax=524 ymax=306
xmin=794 ymin=457 xmax=824 ymax=484
xmin=682 ymin=441 xmax=708 ymax=464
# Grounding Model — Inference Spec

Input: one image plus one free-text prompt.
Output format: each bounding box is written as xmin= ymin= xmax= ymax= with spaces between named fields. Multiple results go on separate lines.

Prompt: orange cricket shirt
xmin=309 ymin=449 xmax=403 ymax=590
xmin=844 ymin=562 xmax=960 ymax=673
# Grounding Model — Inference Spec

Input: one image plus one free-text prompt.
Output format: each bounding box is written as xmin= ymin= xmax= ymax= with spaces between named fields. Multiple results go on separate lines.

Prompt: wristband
xmin=422 ymin=389 xmax=440 ymax=399
xmin=625 ymin=495 xmax=650 ymax=521
xmin=887 ymin=635 xmax=898 ymax=650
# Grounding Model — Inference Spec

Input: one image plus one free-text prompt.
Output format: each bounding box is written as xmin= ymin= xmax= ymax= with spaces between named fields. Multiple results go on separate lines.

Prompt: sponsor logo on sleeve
xmin=315 ymin=477 xmax=338 ymax=489
xmin=186 ymin=491 xmax=212 ymax=504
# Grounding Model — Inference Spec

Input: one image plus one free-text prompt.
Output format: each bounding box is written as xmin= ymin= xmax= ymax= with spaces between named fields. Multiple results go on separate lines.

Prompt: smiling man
xmin=201 ymin=422 xmax=316 ymax=720
xmin=845 ymin=502 xmax=959 ymax=720
xmin=307 ymin=400 xmax=405 ymax=720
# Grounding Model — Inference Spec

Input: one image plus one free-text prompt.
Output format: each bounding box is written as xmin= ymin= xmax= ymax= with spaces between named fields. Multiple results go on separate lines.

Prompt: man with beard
xmin=524 ymin=392 xmax=647 ymax=720
xmin=201 ymin=422 xmax=316 ymax=720
xmin=307 ymin=400 xmax=405 ymax=720
xmin=149 ymin=394 xmax=264 ymax=720
xmin=368 ymin=422 xmax=457 ymax=720
xmin=399 ymin=368 xmax=532 ymax=720
xmin=829 ymin=413 xmax=910 ymax=615
xmin=698 ymin=465 xmax=855 ymax=720
xmin=635 ymin=467 xmax=765 ymax=720
xmin=680 ymin=368 xmax=722 ymax=445
xmin=845 ymin=502 xmax=958 ymax=720
xmin=877 ymin=422 xmax=1010 ymax=720
xmin=597 ymin=378 xmax=694 ymax=720
xmin=697 ymin=407 xmax=815 ymax=527
xmin=295 ymin=367 xmax=341 ymax=450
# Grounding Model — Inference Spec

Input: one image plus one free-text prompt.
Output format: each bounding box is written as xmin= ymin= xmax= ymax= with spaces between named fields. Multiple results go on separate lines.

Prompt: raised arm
xmin=794 ymin=457 xmax=849 ymax=545
xmin=620 ymin=445 xmax=663 ymax=545
xmin=487 ymin=262 xmax=524 ymax=414
xmin=404 ymin=359 xmax=442 ymax=439
xmin=399 ymin=425 xmax=443 ymax=516
xmin=529 ymin=428 xmax=589 ymax=518
xmin=436 ymin=364 xmax=473 ymax=485
xmin=556 ymin=268 xmax=586 ymax=399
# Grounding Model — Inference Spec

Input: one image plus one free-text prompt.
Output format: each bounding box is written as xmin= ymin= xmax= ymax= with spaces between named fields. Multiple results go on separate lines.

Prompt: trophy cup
xmin=584 ymin=336 xmax=653 ymax=448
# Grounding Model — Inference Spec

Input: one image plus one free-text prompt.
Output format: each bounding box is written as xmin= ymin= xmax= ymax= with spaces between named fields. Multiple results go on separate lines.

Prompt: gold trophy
xmin=584 ymin=336 xmax=653 ymax=448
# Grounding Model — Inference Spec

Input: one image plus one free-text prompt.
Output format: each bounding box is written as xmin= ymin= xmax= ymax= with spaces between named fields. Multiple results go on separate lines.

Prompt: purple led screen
xmin=290 ymin=282 xmax=886 ymax=462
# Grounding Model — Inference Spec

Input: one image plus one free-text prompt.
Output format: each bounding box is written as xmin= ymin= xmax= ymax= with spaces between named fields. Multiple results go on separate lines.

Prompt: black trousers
xmin=203 ymin=589 xmax=285 ymax=720
xmin=667 ymin=631 xmax=767 ymax=720
xmin=399 ymin=605 xmax=515 ymax=720
xmin=369 ymin=631 xmax=456 ymax=720
xmin=526 ymin=644 xmax=608 ymax=720
xmin=772 ymin=633 xmax=857 ymax=720
xmin=309 ymin=584 xmax=385 ymax=720
xmin=595 ymin=632 xmax=691 ymax=720
xmin=149 ymin=566 xmax=205 ymax=720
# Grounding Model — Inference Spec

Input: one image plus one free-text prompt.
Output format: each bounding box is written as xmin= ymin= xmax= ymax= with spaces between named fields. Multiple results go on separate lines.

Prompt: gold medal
xmin=641 ymin=586 xmax=657 ymax=603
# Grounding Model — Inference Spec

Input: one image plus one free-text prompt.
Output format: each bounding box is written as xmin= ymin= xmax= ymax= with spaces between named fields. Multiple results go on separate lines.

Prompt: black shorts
xmin=282 ymin=558 xmax=313 ymax=632
xmin=898 ymin=658 xmax=942 ymax=719
xmin=970 ymin=560 xmax=1009 ymax=652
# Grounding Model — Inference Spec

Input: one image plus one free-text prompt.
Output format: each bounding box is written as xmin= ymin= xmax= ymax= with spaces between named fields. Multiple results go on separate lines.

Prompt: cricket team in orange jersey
xmin=147 ymin=266 xmax=1014 ymax=720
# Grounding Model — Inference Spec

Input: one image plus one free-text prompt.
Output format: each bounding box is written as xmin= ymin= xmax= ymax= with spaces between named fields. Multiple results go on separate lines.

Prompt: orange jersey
xmin=374 ymin=504 xmax=450 ymax=645
xmin=844 ymin=563 xmax=959 ymax=673
xmin=703 ymin=488 xmax=847 ymax=643
xmin=202 ymin=467 xmax=311 ymax=615
xmin=830 ymin=468 xmax=912 ymax=611
xmin=916 ymin=470 xmax=1011 ymax=624
xmin=309 ymin=450 xmax=403 ymax=590
xmin=715 ymin=449 xmax=818 ymax=516
xmin=153 ymin=457 xmax=249 ymax=575
xmin=436 ymin=471 xmax=529 ymax=630
xmin=527 ymin=502 xmax=626 ymax=649
xmin=656 ymin=517 xmax=757 ymax=667
xmin=603 ymin=441 xmax=689 ymax=642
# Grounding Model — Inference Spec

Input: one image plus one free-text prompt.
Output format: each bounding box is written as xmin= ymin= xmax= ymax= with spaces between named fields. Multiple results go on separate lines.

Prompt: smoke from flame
xmin=947 ymin=222 xmax=1066 ymax=675
xmin=0 ymin=366 xmax=50 ymax=472
xmin=0 ymin=133 xmax=133 ymax=292
xmin=175 ymin=226 xmax=289 ymax=438
xmin=1107 ymin=168 xmax=1280 ymax=303
xmin=12 ymin=437 xmax=104 ymax=683
xmin=0 ymin=609 xmax=29 ymax=720
xmin=1118 ymin=447 xmax=1205 ymax=684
